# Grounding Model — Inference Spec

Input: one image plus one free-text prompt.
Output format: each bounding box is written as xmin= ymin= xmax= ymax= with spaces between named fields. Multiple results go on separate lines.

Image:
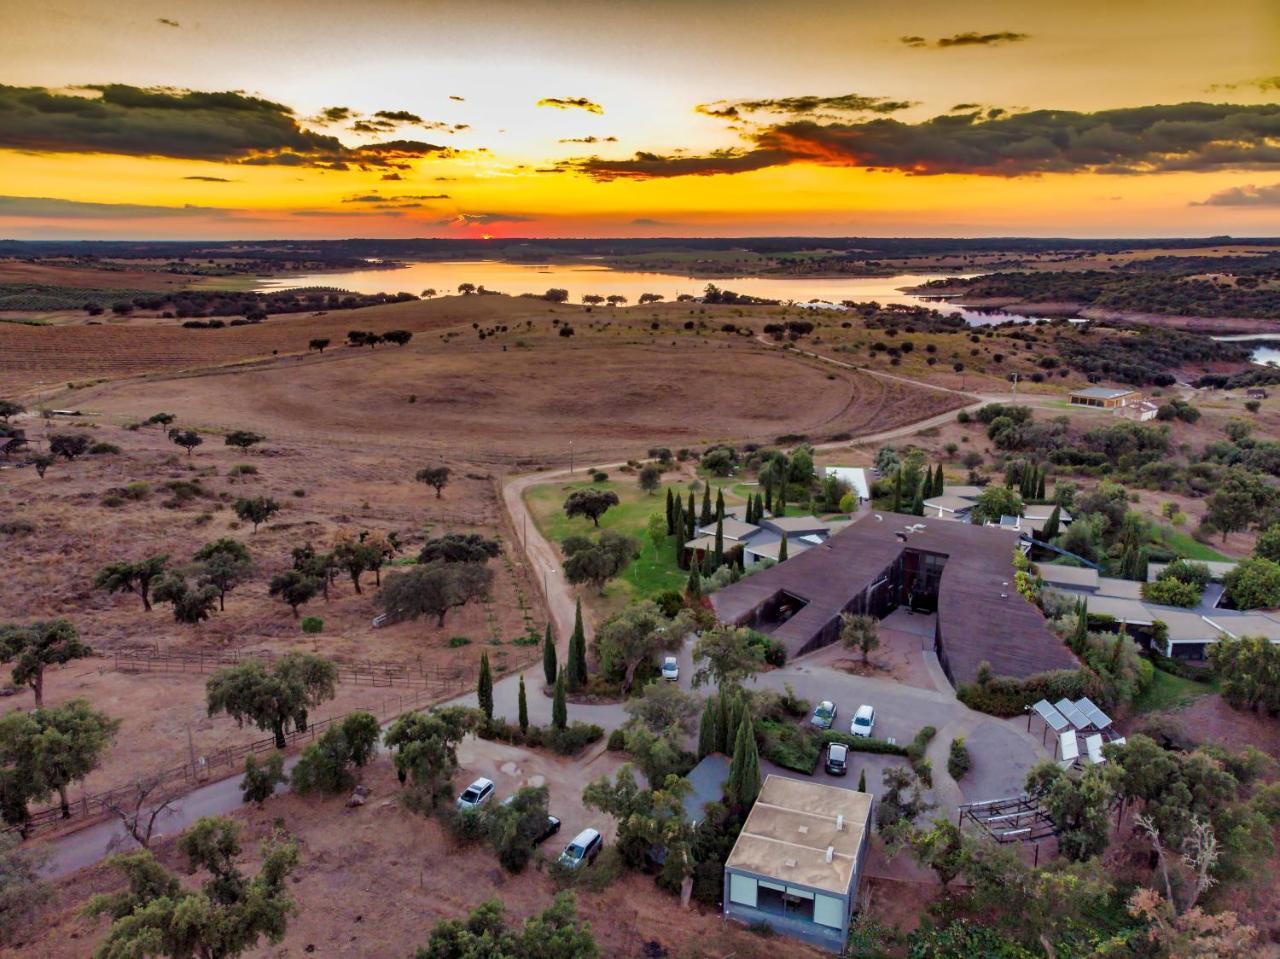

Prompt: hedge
xmin=478 ymin=719 xmax=604 ymax=756
xmin=957 ymin=668 xmax=1103 ymax=717
xmin=820 ymin=730 xmax=909 ymax=756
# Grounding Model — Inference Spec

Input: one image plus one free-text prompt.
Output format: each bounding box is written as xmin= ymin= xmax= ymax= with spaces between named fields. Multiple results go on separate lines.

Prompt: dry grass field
xmin=6 ymin=755 xmax=826 ymax=959
xmin=0 ymin=291 xmax=959 ymax=829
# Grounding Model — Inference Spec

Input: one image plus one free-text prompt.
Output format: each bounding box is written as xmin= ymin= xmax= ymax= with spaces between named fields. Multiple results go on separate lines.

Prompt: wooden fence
xmin=110 ymin=647 xmax=467 ymax=691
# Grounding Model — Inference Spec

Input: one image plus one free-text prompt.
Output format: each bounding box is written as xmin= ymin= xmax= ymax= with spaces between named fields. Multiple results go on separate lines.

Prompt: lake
xmin=254 ymin=259 xmax=1072 ymax=327
xmin=1211 ymin=333 xmax=1280 ymax=366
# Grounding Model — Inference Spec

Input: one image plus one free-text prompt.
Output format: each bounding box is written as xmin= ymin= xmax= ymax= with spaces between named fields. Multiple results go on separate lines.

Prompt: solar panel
xmin=1074 ymin=697 xmax=1113 ymax=730
xmin=1084 ymin=734 xmax=1106 ymax=765
xmin=1054 ymin=698 xmax=1090 ymax=730
xmin=1058 ymin=732 xmax=1079 ymax=766
xmin=1032 ymin=699 xmax=1071 ymax=733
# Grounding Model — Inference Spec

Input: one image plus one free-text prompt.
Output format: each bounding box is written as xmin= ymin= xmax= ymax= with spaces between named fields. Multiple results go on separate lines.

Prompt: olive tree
xmin=561 ymin=532 xmax=638 ymax=595
xmin=233 ymin=496 xmax=279 ymax=532
xmin=224 ymin=430 xmax=265 ymax=452
xmin=594 ymin=600 xmax=696 ymax=693
xmin=206 ymin=653 xmax=337 ymax=749
xmin=0 ymin=619 xmax=92 ymax=706
xmin=377 ymin=560 xmax=492 ymax=627
xmin=94 ymin=555 xmax=169 ymax=612
xmin=269 ymin=569 xmax=321 ymax=617
xmin=415 ymin=465 xmax=451 ymax=498
xmin=193 ymin=538 xmax=253 ymax=610
xmin=152 ymin=571 xmax=221 ymax=624
xmin=86 ymin=816 xmax=298 ymax=959
xmin=564 ymin=488 xmax=619 ymax=527
xmin=0 ymin=699 xmax=119 ymax=822
xmin=384 ymin=706 xmax=477 ymax=808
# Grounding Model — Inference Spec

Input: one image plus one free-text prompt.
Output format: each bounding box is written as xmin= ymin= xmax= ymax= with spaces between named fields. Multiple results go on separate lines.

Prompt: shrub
xmin=229 ymin=463 xmax=258 ymax=477
xmin=124 ymin=481 xmax=150 ymax=500
xmin=1141 ymin=577 xmax=1202 ymax=607
xmin=301 ymin=616 xmax=324 ymax=635
xmin=89 ymin=442 xmax=121 ymax=455
xmin=758 ymin=719 xmax=819 ymax=774
xmin=906 ymin=726 xmax=936 ymax=784
xmin=957 ymin=668 xmax=1100 ymax=717
xmin=820 ymin=731 xmax=908 ymax=756
xmin=591 ymin=471 xmax=608 ymax=482
xmin=947 ymin=737 xmax=971 ymax=781
xmin=607 ymin=728 xmax=627 ymax=751
xmin=448 ymin=635 xmax=472 ymax=647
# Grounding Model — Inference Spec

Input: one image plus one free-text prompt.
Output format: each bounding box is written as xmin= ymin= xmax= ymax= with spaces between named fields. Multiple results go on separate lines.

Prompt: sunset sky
xmin=2 ymin=0 xmax=1279 ymax=239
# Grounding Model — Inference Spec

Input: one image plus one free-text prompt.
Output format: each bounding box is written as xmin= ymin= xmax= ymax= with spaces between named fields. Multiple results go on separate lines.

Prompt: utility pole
xmin=569 ymin=440 xmax=574 ymax=475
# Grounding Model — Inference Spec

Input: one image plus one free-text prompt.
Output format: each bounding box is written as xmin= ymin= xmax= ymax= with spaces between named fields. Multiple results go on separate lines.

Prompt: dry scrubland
xmin=4 ymin=757 xmax=828 ymax=959
xmin=1 ymin=292 xmax=958 ymax=826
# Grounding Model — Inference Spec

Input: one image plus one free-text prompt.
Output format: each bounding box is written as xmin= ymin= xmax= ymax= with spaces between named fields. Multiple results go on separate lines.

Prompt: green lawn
xmin=1133 ymin=667 xmax=1219 ymax=714
xmin=524 ymin=473 xmax=746 ymax=613
xmin=1154 ymin=525 xmax=1233 ymax=563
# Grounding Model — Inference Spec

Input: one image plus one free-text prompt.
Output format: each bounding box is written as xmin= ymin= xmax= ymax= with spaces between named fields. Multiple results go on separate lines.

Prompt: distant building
xmin=685 ymin=513 xmax=840 ymax=569
xmin=723 ymin=776 xmax=872 ymax=952
xmin=1247 ymin=387 xmax=1268 ymax=399
xmin=1069 ymin=386 xmax=1141 ymax=410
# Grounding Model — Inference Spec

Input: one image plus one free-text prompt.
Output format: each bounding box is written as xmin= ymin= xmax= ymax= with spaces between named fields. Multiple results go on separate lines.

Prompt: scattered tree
xmin=86 ymin=816 xmax=299 ymax=959
xmin=638 ymin=464 xmax=661 ymax=494
xmin=377 ymin=561 xmax=493 ymax=627
xmin=0 ymin=619 xmax=92 ymax=706
xmin=193 ymin=538 xmax=253 ymax=610
xmin=269 ymin=569 xmax=321 ymax=617
xmin=94 ymin=555 xmax=168 ymax=612
xmin=291 ymin=712 xmax=380 ymax=795
xmin=308 ymin=337 xmax=330 ymax=354
xmin=411 ymin=891 xmax=597 ymax=958
xmin=224 ymin=430 xmax=265 ymax=452
xmin=233 ymin=496 xmax=280 ymax=532
xmin=0 ymin=833 xmax=47 ymax=945
xmin=240 ymin=752 xmax=286 ymax=805
xmin=102 ymin=777 xmax=186 ymax=851
xmin=594 ymin=601 xmax=696 ymax=693
xmin=168 ymin=428 xmax=203 ymax=456
xmin=415 ymin=465 xmax=451 ymax=498
xmin=0 ymin=698 xmax=119 ymax=821
xmin=419 ymin=532 xmax=501 ymax=564
xmin=561 ymin=531 xmax=638 ymax=594
xmin=839 ymin=612 xmax=881 ymax=663
xmin=384 ymin=707 xmax=477 ymax=807
xmin=692 ymin=625 xmax=764 ymax=689
xmin=151 ymin=571 xmax=220 ymax=624
xmin=206 ymin=653 xmax=338 ymax=749
xmin=563 ymin=488 xmax=619 ymax=527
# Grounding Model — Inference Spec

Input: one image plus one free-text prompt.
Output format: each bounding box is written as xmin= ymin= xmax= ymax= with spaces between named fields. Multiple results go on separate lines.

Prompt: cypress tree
xmin=697 ymin=697 xmax=718 ymax=759
xmin=568 ymin=598 xmax=587 ymax=690
xmin=686 ymin=491 xmax=696 ymax=538
xmin=687 ymin=565 xmax=701 ymax=599
xmin=477 ymin=651 xmax=493 ymax=722
xmin=700 ymin=484 xmax=713 ymax=525
xmin=517 ymin=674 xmax=529 ymax=734
xmin=715 ymin=488 xmax=725 ymax=521
xmin=936 ymin=463 xmax=946 ymax=496
xmin=1042 ymin=505 xmax=1061 ymax=540
xmin=701 ymin=548 xmax=713 ymax=576
xmin=1072 ymin=599 xmax=1089 ymax=653
xmin=777 ymin=482 xmax=786 ymax=517
xmin=715 ymin=692 xmax=732 ymax=754
xmin=713 ymin=517 xmax=724 ymax=568
xmin=778 ymin=532 xmax=788 ymax=562
xmin=857 ymin=768 xmax=867 ymax=792
xmin=665 ymin=487 xmax=675 ymax=535
xmin=891 ymin=470 xmax=902 ymax=512
xmin=542 ymin=622 xmax=557 ymax=687
xmin=764 ymin=482 xmax=773 ymax=514
xmin=1036 ymin=466 xmax=1046 ymax=500
xmin=1006 ymin=462 xmax=1018 ymax=490
xmin=911 ymin=479 xmax=925 ymax=516
xmin=727 ymin=713 xmax=761 ymax=808
xmin=552 ymin=668 xmax=567 ymax=730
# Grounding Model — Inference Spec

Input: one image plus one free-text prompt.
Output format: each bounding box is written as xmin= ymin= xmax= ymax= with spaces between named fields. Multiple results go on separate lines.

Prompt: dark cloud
xmin=380 ymin=172 xmax=403 ymax=180
xmin=950 ymin=103 xmax=982 ymax=112
xmin=558 ymin=135 xmax=617 ymax=144
xmin=1194 ymin=182 xmax=1280 ymax=206
xmin=342 ymin=192 xmax=450 ymax=203
xmin=902 ymin=31 xmax=1029 ymax=48
xmin=630 ymin=218 xmax=675 ymax=226
xmin=316 ymin=106 xmax=354 ymax=123
xmin=157 ymin=17 xmax=180 ymax=27
xmin=536 ymin=97 xmax=603 ymax=114
xmin=0 ymin=84 xmax=453 ymax=169
xmin=449 ymin=95 xmax=465 ymax=102
xmin=0 ymin=195 xmax=233 ymax=219
xmin=351 ymin=118 xmax=396 ymax=133
xmin=697 ymin=93 xmax=915 ymax=117
xmin=568 ymin=102 xmax=1280 ymax=180
xmin=439 ymin=212 xmax=534 ymax=225
xmin=183 ymin=175 xmax=234 ymax=182
xmin=374 ymin=110 xmax=423 ymax=124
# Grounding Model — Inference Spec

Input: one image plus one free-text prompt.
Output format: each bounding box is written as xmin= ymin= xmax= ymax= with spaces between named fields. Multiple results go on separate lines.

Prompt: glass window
xmin=729 ymin=873 xmax=757 ymax=908
xmin=813 ymin=893 xmax=844 ymax=929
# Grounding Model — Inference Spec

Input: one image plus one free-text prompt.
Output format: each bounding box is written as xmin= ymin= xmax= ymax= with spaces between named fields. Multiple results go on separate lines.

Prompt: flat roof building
xmin=1069 ymin=386 xmax=1140 ymax=409
xmin=723 ymin=776 xmax=872 ymax=952
xmin=711 ymin=512 xmax=1077 ymax=685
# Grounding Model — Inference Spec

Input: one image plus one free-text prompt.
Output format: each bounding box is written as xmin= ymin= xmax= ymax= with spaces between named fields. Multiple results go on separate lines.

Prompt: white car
xmin=661 ymin=656 xmax=679 ymax=681
xmin=456 ymin=777 xmax=495 ymax=811
xmin=850 ymin=704 xmax=876 ymax=738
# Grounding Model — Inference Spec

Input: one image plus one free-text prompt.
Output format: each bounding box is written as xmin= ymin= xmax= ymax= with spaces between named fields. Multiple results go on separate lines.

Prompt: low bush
xmin=89 ymin=442 xmax=120 ymax=455
xmin=479 ymin=718 xmax=603 ymax=756
xmin=947 ymin=737 xmax=972 ymax=781
xmin=607 ymin=728 xmax=627 ymax=751
xmin=820 ymin=730 xmax=908 ymax=756
xmin=759 ymin=719 xmax=820 ymax=774
xmin=957 ymin=668 xmax=1101 ymax=717
xmin=300 ymin=616 xmax=324 ymax=635
xmin=906 ymin=726 xmax=936 ymax=785
xmin=448 ymin=635 xmax=471 ymax=647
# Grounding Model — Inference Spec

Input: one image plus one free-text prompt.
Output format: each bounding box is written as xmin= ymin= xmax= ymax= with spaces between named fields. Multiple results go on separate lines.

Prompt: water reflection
xmin=254 ymin=259 xmax=1075 ymax=328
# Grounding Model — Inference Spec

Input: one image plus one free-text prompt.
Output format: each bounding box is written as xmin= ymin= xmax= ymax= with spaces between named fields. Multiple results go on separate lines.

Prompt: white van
xmin=558 ymin=828 xmax=602 ymax=869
